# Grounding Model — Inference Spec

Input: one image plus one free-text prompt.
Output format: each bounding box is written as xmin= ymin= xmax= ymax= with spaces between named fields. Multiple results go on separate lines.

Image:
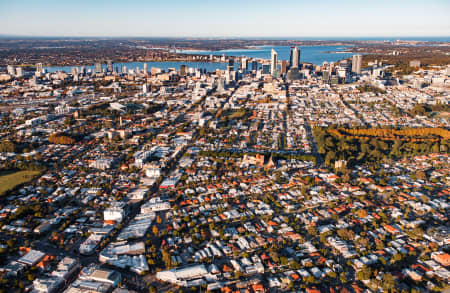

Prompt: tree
xmin=152 ymin=225 xmax=159 ymax=236
xmin=307 ymin=225 xmax=317 ymax=237
xmin=382 ymin=273 xmax=395 ymax=291
xmin=306 ymin=275 xmax=315 ymax=284
xmin=0 ymin=140 xmax=15 ymax=153
xmin=357 ymin=266 xmax=371 ymax=280
xmin=161 ymin=249 xmax=172 ymax=268
xmin=289 ymin=260 xmax=300 ymax=270
xmin=356 ymin=209 xmax=368 ymax=218
xmin=6 ymin=239 xmax=15 ymax=248
xmin=416 ymin=170 xmax=427 ymax=180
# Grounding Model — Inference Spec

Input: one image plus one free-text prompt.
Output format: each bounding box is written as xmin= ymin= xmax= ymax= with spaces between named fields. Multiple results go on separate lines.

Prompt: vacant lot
xmin=0 ymin=170 xmax=41 ymax=196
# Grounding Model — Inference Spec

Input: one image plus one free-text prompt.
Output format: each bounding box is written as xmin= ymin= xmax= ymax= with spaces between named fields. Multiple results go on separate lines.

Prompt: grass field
xmin=0 ymin=170 xmax=41 ymax=196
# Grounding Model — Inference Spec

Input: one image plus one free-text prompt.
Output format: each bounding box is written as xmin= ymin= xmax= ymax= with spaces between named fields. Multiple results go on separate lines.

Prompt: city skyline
xmin=1 ymin=0 xmax=449 ymax=38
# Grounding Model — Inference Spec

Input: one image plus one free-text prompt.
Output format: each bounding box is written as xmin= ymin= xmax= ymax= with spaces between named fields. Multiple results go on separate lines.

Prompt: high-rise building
xmin=7 ymin=65 xmax=15 ymax=76
xmin=216 ymin=77 xmax=225 ymax=93
xmin=95 ymin=62 xmax=102 ymax=74
xmin=251 ymin=60 xmax=258 ymax=72
xmin=352 ymin=55 xmax=362 ymax=74
xmin=143 ymin=63 xmax=148 ymax=74
xmin=289 ymin=47 xmax=300 ymax=69
xmin=241 ymin=58 xmax=248 ymax=71
xmin=270 ymin=49 xmax=278 ymax=76
xmin=323 ymin=70 xmax=330 ymax=83
xmin=16 ymin=67 xmax=23 ymax=77
xmin=36 ymin=63 xmax=43 ymax=73
xmin=286 ymin=68 xmax=300 ymax=81
xmin=262 ymin=64 xmax=271 ymax=75
xmin=340 ymin=60 xmax=350 ymax=72
xmin=180 ymin=65 xmax=187 ymax=76
xmin=107 ymin=60 xmax=113 ymax=72
xmin=227 ymin=59 xmax=234 ymax=72
xmin=280 ymin=60 xmax=288 ymax=74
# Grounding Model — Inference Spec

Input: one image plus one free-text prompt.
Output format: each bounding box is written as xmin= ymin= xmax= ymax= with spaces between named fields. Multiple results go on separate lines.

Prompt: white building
xmin=156 ymin=265 xmax=210 ymax=287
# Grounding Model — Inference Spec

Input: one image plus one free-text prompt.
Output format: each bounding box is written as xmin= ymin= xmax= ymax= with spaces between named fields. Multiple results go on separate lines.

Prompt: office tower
xmin=227 ymin=59 xmax=234 ymax=72
xmin=36 ymin=63 xmax=43 ymax=73
xmin=241 ymin=58 xmax=248 ymax=71
xmin=143 ymin=63 xmax=148 ymax=74
xmin=352 ymin=55 xmax=362 ymax=74
xmin=7 ymin=65 xmax=15 ymax=76
xmin=107 ymin=60 xmax=113 ymax=72
xmin=251 ymin=60 xmax=258 ymax=71
xmin=180 ymin=65 xmax=187 ymax=76
xmin=216 ymin=77 xmax=225 ymax=93
xmin=16 ymin=67 xmax=23 ymax=77
xmin=329 ymin=62 xmax=335 ymax=71
xmin=286 ymin=68 xmax=299 ymax=81
xmin=337 ymin=68 xmax=347 ymax=78
xmin=340 ymin=60 xmax=350 ymax=72
xmin=280 ymin=60 xmax=288 ymax=74
xmin=95 ymin=62 xmax=102 ymax=73
xmin=323 ymin=70 xmax=330 ymax=83
xmin=289 ymin=47 xmax=300 ymax=68
xmin=270 ymin=49 xmax=278 ymax=76
xmin=262 ymin=64 xmax=271 ymax=75
xmin=80 ymin=66 xmax=86 ymax=75
xmin=122 ymin=66 xmax=127 ymax=74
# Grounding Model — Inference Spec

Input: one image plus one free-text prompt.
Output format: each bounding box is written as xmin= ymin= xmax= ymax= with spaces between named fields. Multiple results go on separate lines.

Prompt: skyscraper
xmin=251 ymin=60 xmax=258 ymax=72
xmin=143 ymin=63 xmax=148 ymax=74
xmin=289 ymin=47 xmax=300 ymax=69
xmin=7 ymin=65 xmax=15 ymax=76
xmin=270 ymin=49 xmax=278 ymax=76
xmin=340 ymin=60 xmax=350 ymax=73
xmin=16 ymin=67 xmax=23 ymax=77
xmin=107 ymin=60 xmax=113 ymax=72
xmin=280 ymin=60 xmax=288 ymax=74
xmin=262 ymin=64 xmax=271 ymax=75
xmin=95 ymin=62 xmax=102 ymax=74
xmin=180 ymin=65 xmax=187 ymax=76
xmin=36 ymin=63 xmax=43 ymax=73
xmin=241 ymin=58 xmax=248 ymax=71
xmin=352 ymin=55 xmax=362 ymax=74
xmin=216 ymin=77 xmax=225 ymax=93
xmin=227 ymin=59 xmax=234 ymax=72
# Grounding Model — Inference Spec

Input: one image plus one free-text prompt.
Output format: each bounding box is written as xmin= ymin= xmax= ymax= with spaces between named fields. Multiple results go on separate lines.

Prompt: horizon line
xmin=0 ymin=34 xmax=449 ymax=40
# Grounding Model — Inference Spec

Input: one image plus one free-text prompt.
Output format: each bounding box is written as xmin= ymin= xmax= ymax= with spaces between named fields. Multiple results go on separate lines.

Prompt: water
xmin=179 ymin=45 xmax=355 ymax=65
xmin=45 ymin=45 xmax=355 ymax=73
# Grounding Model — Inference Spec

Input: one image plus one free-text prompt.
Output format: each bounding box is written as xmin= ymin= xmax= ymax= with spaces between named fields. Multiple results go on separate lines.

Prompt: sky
xmin=0 ymin=0 xmax=449 ymax=38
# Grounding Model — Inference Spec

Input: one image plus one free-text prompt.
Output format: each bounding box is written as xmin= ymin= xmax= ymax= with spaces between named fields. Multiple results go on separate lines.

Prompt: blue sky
xmin=0 ymin=0 xmax=449 ymax=37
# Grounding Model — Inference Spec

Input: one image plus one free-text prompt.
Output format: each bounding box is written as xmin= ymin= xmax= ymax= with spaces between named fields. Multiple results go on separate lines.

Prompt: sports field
xmin=0 ymin=170 xmax=41 ymax=196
